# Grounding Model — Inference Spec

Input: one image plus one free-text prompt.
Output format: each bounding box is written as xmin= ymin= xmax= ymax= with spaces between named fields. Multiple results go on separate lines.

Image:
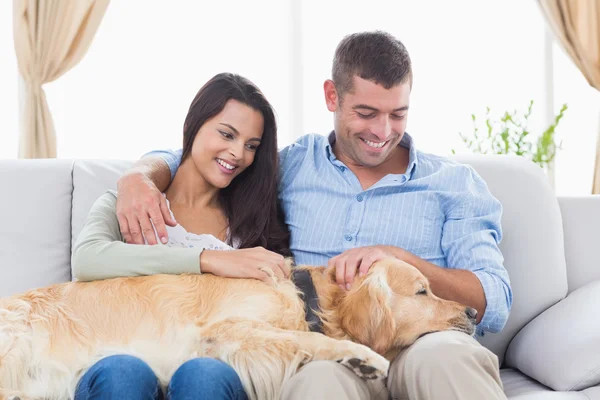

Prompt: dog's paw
xmin=337 ymin=354 xmax=389 ymax=380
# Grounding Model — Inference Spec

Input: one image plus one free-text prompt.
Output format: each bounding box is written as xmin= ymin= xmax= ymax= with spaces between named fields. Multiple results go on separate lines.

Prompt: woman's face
xmin=190 ymin=100 xmax=264 ymax=189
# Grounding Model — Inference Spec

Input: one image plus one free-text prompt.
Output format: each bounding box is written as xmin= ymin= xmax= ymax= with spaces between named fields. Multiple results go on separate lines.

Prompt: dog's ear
xmin=338 ymin=270 xmax=396 ymax=355
xmin=284 ymin=257 xmax=296 ymax=270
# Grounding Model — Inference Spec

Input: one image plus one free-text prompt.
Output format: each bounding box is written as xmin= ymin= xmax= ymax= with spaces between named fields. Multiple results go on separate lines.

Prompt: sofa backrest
xmin=557 ymin=196 xmax=600 ymax=293
xmin=0 ymin=156 xmax=570 ymax=367
xmin=0 ymin=159 xmax=74 ymax=296
xmin=450 ymin=155 xmax=568 ymax=365
xmin=71 ymin=156 xmax=570 ymax=365
xmin=71 ymin=159 xmax=134 ymax=252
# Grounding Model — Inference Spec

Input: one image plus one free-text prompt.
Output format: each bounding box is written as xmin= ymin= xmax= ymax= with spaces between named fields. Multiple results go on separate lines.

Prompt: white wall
xmin=0 ymin=0 xmax=598 ymax=195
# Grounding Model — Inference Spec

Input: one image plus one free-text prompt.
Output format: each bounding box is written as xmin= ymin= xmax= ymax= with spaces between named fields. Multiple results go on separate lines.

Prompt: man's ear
xmin=338 ymin=271 xmax=396 ymax=355
xmin=324 ymin=80 xmax=338 ymax=112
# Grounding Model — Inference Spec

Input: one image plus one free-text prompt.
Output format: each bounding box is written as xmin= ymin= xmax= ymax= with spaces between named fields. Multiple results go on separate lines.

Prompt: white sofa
xmin=1 ymin=155 xmax=600 ymax=399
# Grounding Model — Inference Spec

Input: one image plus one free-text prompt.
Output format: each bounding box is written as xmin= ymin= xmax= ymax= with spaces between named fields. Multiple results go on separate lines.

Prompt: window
xmin=0 ymin=1 xmax=19 ymax=159
xmin=300 ymin=0 xmax=597 ymax=195
xmin=1 ymin=1 xmax=597 ymax=194
xmin=45 ymin=0 xmax=297 ymax=159
xmin=552 ymin=41 xmax=599 ymax=195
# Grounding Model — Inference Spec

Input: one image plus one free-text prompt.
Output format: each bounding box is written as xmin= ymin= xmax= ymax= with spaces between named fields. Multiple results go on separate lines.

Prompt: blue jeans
xmin=74 ymin=354 xmax=248 ymax=400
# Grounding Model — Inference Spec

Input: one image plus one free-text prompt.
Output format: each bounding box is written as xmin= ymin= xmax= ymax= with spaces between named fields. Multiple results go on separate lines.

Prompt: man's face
xmin=326 ymin=76 xmax=411 ymax=168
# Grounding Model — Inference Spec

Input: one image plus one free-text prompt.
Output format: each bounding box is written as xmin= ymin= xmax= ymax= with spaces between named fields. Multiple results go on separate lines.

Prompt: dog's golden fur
xmin=0 ymin=258 xmax=475 ymax=400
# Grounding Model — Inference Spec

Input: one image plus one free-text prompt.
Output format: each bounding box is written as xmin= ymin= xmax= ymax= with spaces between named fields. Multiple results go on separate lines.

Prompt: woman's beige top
xmin=72 ymin=190 xmax=236 ymax=282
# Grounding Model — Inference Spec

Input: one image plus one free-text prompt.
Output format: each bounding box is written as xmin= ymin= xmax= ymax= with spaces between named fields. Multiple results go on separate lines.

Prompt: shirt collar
xmin=325 ymin=131 xmax=419 ymax=178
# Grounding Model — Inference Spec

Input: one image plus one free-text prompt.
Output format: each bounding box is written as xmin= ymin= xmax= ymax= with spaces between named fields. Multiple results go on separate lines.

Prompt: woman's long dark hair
xmin=181 ymin=73 xmax=290 ymax=256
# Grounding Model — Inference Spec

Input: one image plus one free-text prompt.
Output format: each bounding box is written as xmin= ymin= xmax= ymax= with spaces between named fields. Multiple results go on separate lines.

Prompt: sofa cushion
xmin=558 ymin=196 xmax=600 ymax=293
xmin=502 ymin=368 xmax=590 ymax=399
xmin=502 ymin=368 xmax=555 ymax=398
xmin=505 ymin=280 xmax=600 ymax=392
xmin=71 ymin=160 xmax=133 ymax=253
xmin=0 ymin=159 xmax=73 ymax=296
xmin=451 ymin=155 xmax=568 ymax=365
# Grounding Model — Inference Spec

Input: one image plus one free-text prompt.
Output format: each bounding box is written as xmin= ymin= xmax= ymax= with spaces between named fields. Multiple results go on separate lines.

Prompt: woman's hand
xmin=201 ymin=247 xmax=290 ymax=283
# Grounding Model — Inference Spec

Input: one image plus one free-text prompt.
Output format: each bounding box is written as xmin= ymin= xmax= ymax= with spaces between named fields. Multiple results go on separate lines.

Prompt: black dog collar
xmin=292 ymin=269 xmax=324 ymax=334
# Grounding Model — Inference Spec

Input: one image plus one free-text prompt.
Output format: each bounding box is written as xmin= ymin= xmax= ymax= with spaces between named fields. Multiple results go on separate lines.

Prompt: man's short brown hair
xmin=332 ymin=31 xmax=412 ymax=100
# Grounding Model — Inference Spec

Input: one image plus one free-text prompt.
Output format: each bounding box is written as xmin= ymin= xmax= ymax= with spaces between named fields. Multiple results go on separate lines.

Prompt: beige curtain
xmin=537 ymin=0 xmax=600 ymax=193
xmin=13 ymin=0 xmax=110 ymax=159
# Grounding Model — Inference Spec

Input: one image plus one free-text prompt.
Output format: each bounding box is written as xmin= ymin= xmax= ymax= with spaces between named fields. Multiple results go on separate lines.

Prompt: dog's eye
xmin=416 ymin=288 xmax=427 ymax=295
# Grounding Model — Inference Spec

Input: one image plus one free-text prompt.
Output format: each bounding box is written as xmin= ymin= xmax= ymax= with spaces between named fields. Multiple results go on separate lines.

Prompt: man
xmin=116 ymin=31 xmax=511 ymax=399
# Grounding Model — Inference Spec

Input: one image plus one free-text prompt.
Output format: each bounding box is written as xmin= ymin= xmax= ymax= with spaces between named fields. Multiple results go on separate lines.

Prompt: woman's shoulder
xmin=88 ymin=190 xmax=119 ymax=213
xmin=105 ymin=189 xmax=118 ymax=201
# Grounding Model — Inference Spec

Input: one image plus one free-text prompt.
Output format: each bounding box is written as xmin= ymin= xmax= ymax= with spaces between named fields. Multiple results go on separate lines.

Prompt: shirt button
xmin=356 ymin=194 xmax=363 ymax=202
xmin=339 ymin=166 xmax=346 ymax=172
xmin=344 ymin=235 xmax=352 ymax=242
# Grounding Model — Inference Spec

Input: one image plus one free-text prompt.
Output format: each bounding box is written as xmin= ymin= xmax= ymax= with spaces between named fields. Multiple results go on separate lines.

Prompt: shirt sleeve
xmin=278 ymin=137 xmax=310 ymax=194
xmin=143 ymin=148 xmax=183 ymax=181
xmin=71 ymin=191 xmax=202 ymax=282
xmin=441 ymin=166 xmax=513 ymax=336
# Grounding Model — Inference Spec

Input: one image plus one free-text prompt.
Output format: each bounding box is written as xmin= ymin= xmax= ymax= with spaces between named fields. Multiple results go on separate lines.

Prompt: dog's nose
xmin=465 ymin=307 xmax=477 ymax=321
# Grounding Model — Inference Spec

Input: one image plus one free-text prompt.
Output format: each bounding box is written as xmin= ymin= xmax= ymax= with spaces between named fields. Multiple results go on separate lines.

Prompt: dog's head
xmin=333 ymin=258 xmax=476 ymax=356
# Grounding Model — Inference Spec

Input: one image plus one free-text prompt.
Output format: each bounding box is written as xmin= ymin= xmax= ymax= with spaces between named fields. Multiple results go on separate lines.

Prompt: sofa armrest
xmin=558 ymin=196 xmax=600 ymax=293
xmin=505 ymin=280 xmax=600 ymax=391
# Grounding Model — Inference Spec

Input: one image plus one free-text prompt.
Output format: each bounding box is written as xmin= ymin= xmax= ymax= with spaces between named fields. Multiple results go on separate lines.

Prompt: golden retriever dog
xmin=0 ymin=258 xmax=476 ymax=400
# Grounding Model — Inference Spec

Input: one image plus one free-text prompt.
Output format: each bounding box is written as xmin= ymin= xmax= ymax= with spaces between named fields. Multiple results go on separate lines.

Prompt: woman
xmin=71 ymin=73 xmax=290 ymax=400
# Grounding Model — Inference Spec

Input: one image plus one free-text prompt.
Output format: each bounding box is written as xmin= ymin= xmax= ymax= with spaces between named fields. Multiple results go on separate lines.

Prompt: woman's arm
xmin=72 ymin=191 xmax=202 ymax=281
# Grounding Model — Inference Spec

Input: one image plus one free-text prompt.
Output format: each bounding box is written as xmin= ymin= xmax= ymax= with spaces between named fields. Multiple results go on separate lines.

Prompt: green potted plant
xmin=453 ymin=100 xmax=568 ymax=172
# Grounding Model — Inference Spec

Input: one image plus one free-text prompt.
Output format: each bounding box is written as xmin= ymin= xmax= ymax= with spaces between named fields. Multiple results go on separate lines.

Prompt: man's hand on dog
xmin=116 ymin=172 xmax=176 ymax=245
xmin=328 ymin=246 xmax=400 ymax=290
